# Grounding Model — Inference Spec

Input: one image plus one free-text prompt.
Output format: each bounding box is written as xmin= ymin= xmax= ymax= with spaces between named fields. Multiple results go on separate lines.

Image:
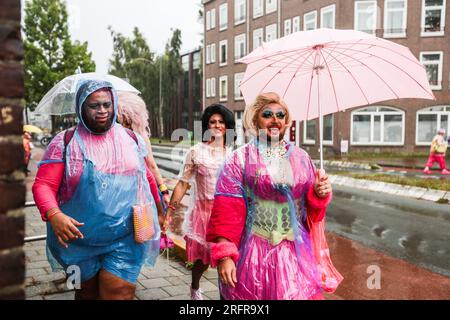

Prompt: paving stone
xmin=161 ymin=284 xmax=190 ymax=296
xmin=135 ymin=288 xmax=170 ymax=300
xmin=25 ymin=268 xmax=48 ymax=278
xmin=165 ymin=276 xmax=186 ymax=286
xmin=166 ymin=267 xmax=185 ymax=276
xmin=203 ymin=290 xmax=221 ymax=300
xmin=44 ymin=291 xmax=75 ymax=300
xmin=27 ymin=260 xmax=52 ymax=269
xmin=139 ymin=277 xmax=172 ymax=289
xmin=202 ymin=268 xmax=219 ymax=280
xmin=160 ymin=293 xmax=190 ymax=300
xmin=140 ymin=268 xmax=171 ymax=279
xmin=199 ymin=280 xmax=219 ymax=292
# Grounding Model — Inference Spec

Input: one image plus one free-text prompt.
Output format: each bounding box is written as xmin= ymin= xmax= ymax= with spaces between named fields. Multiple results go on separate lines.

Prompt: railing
xmin=24 ymin=201 xmax=47 ymax=243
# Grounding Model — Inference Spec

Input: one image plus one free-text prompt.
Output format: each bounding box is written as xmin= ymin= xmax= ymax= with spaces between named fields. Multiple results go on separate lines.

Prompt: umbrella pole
xmin=319 ymin=109 xmax=324 ymax=170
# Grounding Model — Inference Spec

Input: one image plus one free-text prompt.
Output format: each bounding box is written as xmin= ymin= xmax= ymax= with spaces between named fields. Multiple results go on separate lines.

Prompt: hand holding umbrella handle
xmin=314 ymin=168 xmax=331 ymax=198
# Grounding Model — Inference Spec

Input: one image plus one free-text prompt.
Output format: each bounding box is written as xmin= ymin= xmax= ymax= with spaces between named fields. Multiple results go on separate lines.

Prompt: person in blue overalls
xmin=33 ymin=79 xmax=161 ymax=300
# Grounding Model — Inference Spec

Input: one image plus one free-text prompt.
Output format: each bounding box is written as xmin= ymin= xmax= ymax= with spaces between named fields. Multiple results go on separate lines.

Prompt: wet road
xmin=328 ymin=185 xmax=450 ymax=278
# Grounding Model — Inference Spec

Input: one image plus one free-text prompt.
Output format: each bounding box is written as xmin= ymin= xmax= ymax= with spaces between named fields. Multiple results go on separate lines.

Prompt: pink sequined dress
xmin=180 ymin=142 xmax=231 ymax=264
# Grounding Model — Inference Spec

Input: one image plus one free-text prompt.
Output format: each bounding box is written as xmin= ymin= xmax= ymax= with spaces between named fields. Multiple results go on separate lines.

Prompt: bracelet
xmin=158 ymin=184 xmax=168 ymax=192
xmin=218 ymin=256 xmax=231 ymax=262
xmin=47 ymin=209 xmax=62 ymax=221
xmin=167 ymin=204 xmax=176 ymax=211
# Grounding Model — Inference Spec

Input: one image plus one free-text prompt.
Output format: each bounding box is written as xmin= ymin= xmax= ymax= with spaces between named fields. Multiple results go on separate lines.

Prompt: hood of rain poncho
xmin=75 ymin=79 xmax=118 ymax=134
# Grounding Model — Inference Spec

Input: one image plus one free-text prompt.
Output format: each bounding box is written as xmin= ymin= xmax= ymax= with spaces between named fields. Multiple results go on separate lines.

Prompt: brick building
xmin=202 ymin=0 xmax=450 ymax=155
xmin=0 ymin=0 xmax=26 ymax=299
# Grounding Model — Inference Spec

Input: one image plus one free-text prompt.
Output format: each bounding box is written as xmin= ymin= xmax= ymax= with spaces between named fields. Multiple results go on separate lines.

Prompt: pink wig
xmin=117 ymin=91 xmax=151 ymax=138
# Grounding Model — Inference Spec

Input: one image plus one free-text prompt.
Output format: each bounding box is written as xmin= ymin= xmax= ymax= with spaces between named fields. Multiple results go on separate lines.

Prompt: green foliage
xmin=23 ymin=0 xmax=95 ymax=110
xmin=108 ymin=27 xmax=184 ymax=138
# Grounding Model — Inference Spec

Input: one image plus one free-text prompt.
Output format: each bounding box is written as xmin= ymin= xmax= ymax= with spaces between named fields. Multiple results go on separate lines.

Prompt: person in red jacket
xmin=206 ymin=92 xmax=343 ymax=300
xmin=32 ymin=79 xmax=162 ymax=300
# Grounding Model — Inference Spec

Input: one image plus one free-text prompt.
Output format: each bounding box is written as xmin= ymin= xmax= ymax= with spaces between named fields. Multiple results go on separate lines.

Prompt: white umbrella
xmin=34 ymin=72 xmax=141 ymax=116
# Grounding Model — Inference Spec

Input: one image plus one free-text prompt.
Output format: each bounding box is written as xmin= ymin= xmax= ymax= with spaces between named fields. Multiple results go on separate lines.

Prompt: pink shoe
xmin=190 ymin=286 xmax=204 ymax=300
xmin=423 ymin=168 xmax=431 ymax=174
xmin=441 ymin=169 xmax=450 ymax=175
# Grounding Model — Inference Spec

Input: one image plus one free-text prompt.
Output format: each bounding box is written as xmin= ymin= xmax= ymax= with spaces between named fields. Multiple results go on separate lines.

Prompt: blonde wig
xmin=117 ymin=91 xmax=151 ymax=138
xmin=243 ymin=92 xmax=292 ymax=136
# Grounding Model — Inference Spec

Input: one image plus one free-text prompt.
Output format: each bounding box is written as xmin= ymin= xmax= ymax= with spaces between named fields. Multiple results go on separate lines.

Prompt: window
xmin=219 ymin=75 xmax=228 ymax=102
xmin=206 ymin=10 xmax=211 ymax=30
xmin=211 ymin=43 xmax=216 ymax=63
xmin=253 ymin=0 xmax=263 ymax=18
xmin=211 ymin=77 xmax=216 ymax=97
xmin=303 ymin=120 xmax=316 ymax=144
xmin=284 ymin=19 xmax=292 ymax=36
xmin=235 ymin=0 xmax=246 ymax=25
xmin=182 ymin=55 xmax=189 ymax=71
xmin=384 ymin=0 xmax=407 ymax=37
xmin=351 ymin=106 xmax=405 ymax=145
xmin=293 ymin=16 xmax=301 ymax=32
xmin=304 ymin=11 xmax=317 ymax=31
xmin=420 ymin=51 xmax=443 ymax=90
xmin=206 ymin=78 xmax=211 ymax=97
xmin=265 ymin=24 xmax=277 ymax=42
xmin=206 ymin=45 xmax=211 ymax=64
xmin=234 ymin=73 xmax=244 ymax=100
xmin=320 ymin=4 xmax=336 ymax=29
xmin=302 ymin=115 xmax=333 ymax=145
xmin=416 ymin=106 xmax=450 ymax=144
xmin=211 ymin=8 xmax=216 ymax=29
xmin=421 ymin=0 xmax=446 ymax=36
xmin=354 ymin=1 xmax=377 ymax=34
xmin=219 ymin=3 xmax=228 ymax=31
xmin=253 ymin=28 xmax=263 ymax=50
xmin=266 ymin=0 xmax=277 ymax=14
xmin=220 ymin=40 xmax=228 ymax=66
xmin=234 ymin=33 xmax=246 ymax=60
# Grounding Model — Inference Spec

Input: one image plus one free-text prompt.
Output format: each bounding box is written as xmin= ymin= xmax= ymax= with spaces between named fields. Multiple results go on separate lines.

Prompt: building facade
xmin=202 ymin=0 xmax=450 ymax=156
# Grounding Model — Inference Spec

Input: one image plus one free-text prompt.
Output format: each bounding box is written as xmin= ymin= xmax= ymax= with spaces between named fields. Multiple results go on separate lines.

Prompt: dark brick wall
xmin=0 ymin=0 xmax=26 ymax=300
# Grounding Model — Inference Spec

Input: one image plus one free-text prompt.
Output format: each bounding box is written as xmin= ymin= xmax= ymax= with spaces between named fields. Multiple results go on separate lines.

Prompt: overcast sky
xmin=23 ymin=0 xmax=203 ymax=73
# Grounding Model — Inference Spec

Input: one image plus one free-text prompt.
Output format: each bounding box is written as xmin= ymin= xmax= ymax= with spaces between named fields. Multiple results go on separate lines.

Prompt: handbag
xmin=434 ymin=142 xmax=447 ymax=154
xmin=133 ymin=203 xmax=155 ymax=243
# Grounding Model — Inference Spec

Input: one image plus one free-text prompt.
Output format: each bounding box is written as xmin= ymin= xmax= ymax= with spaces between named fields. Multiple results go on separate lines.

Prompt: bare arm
xmin=162 ymin=180 xmax=190 ymax=232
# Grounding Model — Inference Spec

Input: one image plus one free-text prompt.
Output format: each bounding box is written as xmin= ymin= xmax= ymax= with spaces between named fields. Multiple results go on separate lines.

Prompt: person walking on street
xmin=22 ymin=131 xmax=33 ymax=175
xmin=423 ymin=128 xmax=449 ymax=175
xmin=163 ymin=104 xmax=235 ymax=300
xmin=206 ymin=92 xmax=342 ymax=300
xmin=32 ymin=79 xmax=162 ymax=300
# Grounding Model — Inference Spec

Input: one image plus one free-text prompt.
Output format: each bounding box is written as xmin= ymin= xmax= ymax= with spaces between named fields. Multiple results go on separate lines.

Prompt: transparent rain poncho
xmin=213 ymin=139 xmax=342 ymax=300
xmin=40 ymin=80 xmax=160 ymax=281
xmin=179 ymin=142 xmax=232 ymax=264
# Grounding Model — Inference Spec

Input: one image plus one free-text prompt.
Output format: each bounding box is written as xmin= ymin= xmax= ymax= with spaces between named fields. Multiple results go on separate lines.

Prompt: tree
xmin=23 ymin=0 xmax=95 ymax=110
xmin=108 ymin=26 xmax=159 ymax=133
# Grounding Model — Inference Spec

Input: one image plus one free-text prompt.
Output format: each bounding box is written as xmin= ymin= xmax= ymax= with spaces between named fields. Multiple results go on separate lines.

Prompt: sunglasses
xmin=261 ymin=110 xmax=286 ymax=120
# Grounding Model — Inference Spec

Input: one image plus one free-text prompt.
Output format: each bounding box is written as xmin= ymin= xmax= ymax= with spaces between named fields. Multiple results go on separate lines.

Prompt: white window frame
xmin=235 ymin=0 xmax=246 ymax=26
xmin=211 ymin=8 xmax=216 ymax=29
xmin=234 ymin=73 xmax=245 ymax=100
xmin=219 ymin=3 xmax=228 ymax=31
xmin=206 ymin=10 xmax=211 ymax=30
xmin=303 ymin=120 xmax=316 ymax=145
xmin=292 ymin=16 xmax=301 ymax=32
xmin=253 ymin=28 xmax=263 ymax=50
xmin=266 ymin=0 xmax=277 ymax=14
xmin=219 ymin=75 xmax=228 ymax=102
xmin=416 ymin=106 xmax=450 ymax=145
xmin=383 ymin=0 xmax=407 ymax=38
xmin=420 ymin=51 xmax=443 ymax=90
xmin=421 ymin=0 xmax=446 ymax=37
xmin=234 ymin=33 xmax=246 ymax=61
xmin=206 ymin=45 xmax=211 ymax=64
xmin=253 ymin=0 xmax=264 ymax=18
xmin=206 ymin=78 xmax=211 ymax=98
xmin=304 ymin=11 xmax=317 ymax=31
xmin=211 ymin=43 xmax=216 ymax=63
xmin=284 ymin=19 xmax=292 ymax=36
xmin=219 ymin=40 xmax=228 ymax=66
xmin=350 ymin=106 xmax=405 ymax=146
xmin=320 ymin=4 xmax=336 ymax=29
xmin=211 ymin=77 xmax=216 ymax=97
xmin=265 ymin=23 xmax=277 ymax=42
xmin=354 ymin=1 xmax=377 ymax=34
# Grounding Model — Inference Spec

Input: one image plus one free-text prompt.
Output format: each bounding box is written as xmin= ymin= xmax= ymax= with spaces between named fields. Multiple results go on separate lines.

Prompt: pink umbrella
xmin=238 ymin=28 xmax=435 ymax=168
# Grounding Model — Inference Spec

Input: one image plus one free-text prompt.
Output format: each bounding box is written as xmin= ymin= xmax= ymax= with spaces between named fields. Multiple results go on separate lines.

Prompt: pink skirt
xmin=184 ymin=199 xmax=214 ymax=265
xmin=220 ymin=233 xmax=324 ymax=300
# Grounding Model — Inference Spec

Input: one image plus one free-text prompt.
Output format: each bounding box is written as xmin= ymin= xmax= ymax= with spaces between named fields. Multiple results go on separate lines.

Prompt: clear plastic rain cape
xmin=179 ymin=142 xmax=232 ymax=264
xmin=41 ymin=79 xmax=160 ymax=281
xmin=213 ymin=139 xmax=342 ymax=299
